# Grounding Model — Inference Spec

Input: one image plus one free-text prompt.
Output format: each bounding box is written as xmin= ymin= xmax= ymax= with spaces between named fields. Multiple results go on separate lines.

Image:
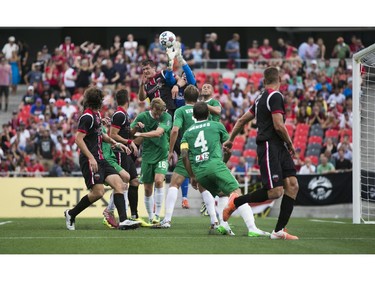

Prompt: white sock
xmin=216 ymin=196 xmax=229 ymax=224
xmin=144 ymin=195 xmax=154 ymax=220
xmin=237 ymin=204 xmax=257 ymax=231
xmin=107 ymin=192 xmax=115 ymax=212
xmin=123 ymin=190 xmax=128 ymax=212
xmin=154 ymin=187 xmax=164 ymax=217
xmin=164 ymin=187 xmax=178 ymax=222
xmin=201 ymin=190 xmax=218 ymax=225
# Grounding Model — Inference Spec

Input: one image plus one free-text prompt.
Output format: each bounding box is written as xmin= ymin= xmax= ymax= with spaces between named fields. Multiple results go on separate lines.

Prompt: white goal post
xmin=353 ymin=43 xmax=375 ymax=224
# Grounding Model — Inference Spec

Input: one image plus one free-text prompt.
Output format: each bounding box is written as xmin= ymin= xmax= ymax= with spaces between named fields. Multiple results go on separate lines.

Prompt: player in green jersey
xmin=180 ymin=102 xmax=270 ymax=237
xmin=130 ymin=98 xmax=172 ymax=223
xmin=157 ymin=85 xmax=223 ymax=233
xmin=199 ymin=83 xmax=221 ymax=122
xmin=197 ymin=83 xmax=223 ymax=216
xmin=100 ymin=124 xmax=136 ymax=228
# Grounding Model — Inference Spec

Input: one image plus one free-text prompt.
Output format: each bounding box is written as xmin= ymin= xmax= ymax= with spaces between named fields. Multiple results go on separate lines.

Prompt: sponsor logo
xmin=272 ymin=174 xmax=279 ymax=182
xmin=308 ymin=176 xmax=333 ymax=200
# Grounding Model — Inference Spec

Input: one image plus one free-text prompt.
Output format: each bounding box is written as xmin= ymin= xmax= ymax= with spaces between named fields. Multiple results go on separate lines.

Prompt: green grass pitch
xmin=1 ymin=216 xmax=375 ymax=254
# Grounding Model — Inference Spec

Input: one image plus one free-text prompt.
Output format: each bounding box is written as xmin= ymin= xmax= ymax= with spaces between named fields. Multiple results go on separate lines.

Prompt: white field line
xmin=0 ymin=236 xmax=374 ymax=240
xmin=0 ymin=221 xmax=12 ymax=226
xmin=309 ymin=219 xmax=347 ymax=224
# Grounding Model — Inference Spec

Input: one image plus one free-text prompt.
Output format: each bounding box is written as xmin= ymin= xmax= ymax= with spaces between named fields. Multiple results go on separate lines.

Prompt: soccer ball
xmin=159 ymin=31 xmax=176 ymax=48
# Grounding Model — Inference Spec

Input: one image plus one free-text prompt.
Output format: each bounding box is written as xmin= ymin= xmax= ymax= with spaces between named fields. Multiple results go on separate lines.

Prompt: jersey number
xmin=194 ymin=130 xmax=208 ymax=152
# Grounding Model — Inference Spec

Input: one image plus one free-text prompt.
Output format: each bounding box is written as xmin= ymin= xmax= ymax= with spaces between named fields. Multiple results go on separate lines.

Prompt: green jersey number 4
xmin=194 ymin=130 xmax=209 ymax=163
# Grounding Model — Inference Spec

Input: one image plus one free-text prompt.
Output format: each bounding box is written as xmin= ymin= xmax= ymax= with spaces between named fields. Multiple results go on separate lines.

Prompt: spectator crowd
xmin=0 ymin=31 xmax=362 ymax=177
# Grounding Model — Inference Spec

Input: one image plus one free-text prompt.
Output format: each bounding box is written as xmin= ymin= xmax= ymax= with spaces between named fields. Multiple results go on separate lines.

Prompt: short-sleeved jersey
xmin=77 ymin=108 xmax=104 ymax=160
xmin=130 ymin=110 xmax=172 ymax=164
xmin=181 ymin=120 xmax=228 ymax=178
xmin=111 ymin=106 xmax=131 ymax=140
xmin=249 ymin=88 xmax=285 ymax=144
xmin=173 ymin=104 xmax=195 ymax=135
xmin=101 ymin=126 xmax=116 ymax=162
xmin=144 ymin=71 xmax=176 ymax=111
xmin=205 ymin=98 xmax=221 ymax=122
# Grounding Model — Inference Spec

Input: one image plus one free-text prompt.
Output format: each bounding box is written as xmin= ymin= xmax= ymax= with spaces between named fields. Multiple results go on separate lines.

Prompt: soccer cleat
xmin=118 ymin=219 xmax=141 ymax=230
xmin=133 ymin=217 xmax=153 ymax=227
xmin=64 ymin=209 xmax=75 ymax=231
xmin=152 ymin=215 xmax=161 ymax=224
xmin=248 ymin=228 xmax=271 ymax=237
xmin=217 ymin=225 xmax=236 ymax=236
xmin=182 ymin=198 xmax=190 ymax=209
xmin=153 ymin=220 xmax=171 ymax=229
xmin=102 ymin=208 xmax=118 ymax=228
xmin=200 ymin=202 xmax=207 ymax=215
xmin=223 ymin=193 xmax=239 ymax=221
xmin=208 ymin=223 xmax=220 ymax=235
xmin=270 ymin=228 xmax=299 ymax=240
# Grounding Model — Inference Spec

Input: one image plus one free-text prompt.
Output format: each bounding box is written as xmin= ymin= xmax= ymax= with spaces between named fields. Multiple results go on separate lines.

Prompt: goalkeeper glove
xmin=166 ymin=47 xmax=177 ymax=70
xmin=174 ymin=41 xmax=187 ymax=66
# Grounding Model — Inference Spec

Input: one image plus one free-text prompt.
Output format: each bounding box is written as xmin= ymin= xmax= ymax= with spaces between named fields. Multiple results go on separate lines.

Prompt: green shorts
xmin=196 ymin=162 xmax=239 ymax=197
xmin=106 ymin=157 xmax=123 ymax=173
xmin=104 ymin=157 xmax=123 ymax=186
xmin=140 ymin=159 xmax=169 ymax=184
xmin=173 ymin=157 xmax=189 ymax=178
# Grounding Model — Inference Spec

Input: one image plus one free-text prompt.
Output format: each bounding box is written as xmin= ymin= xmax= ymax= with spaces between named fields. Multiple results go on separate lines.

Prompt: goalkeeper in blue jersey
xmin=167 ymin=41 xmax=197 ymax=209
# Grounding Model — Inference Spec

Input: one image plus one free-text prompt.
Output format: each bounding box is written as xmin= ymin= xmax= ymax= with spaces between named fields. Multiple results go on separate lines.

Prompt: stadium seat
xmin=309 ymin=155 xmax=319 ymax=166
xmin=236 ymin=71 xmax=250 ymax=79
xmin=231 ymin=142 xmax=244 ymax=150
xmin=229 ymin=155 xmax=240 ymax=166
xmin=305 ymin=148 xmax=321 ymax=157
xmin=307 ymin=143 xmax=322 ymax=151
xmin=222 ymin=77 xmax=233 ymax=89
xmin=325 ymin=129 xmax=339 ymax=139
xmin=296 ymin=123 xmax=310 ymax=133
xmin=234 ymin=77 xmax=248 ymax=91
xmin=248 ymin=129 xmax=257 ymax=138
xmin=308 ymin=136 xmax=323 ymax=145
xmin=222 ymin=71 xmax=236 ymax=80
xmin=243 ymin=149 xmax=257 ymax=158
xmin=232 ymin=149 xmax=243 ymax=157
xmin=245 ymin=138 xmax=257 ymax=150
xmin=233 ymin=135 xmax=246 ymax=144
xmin=209 ymin=72 xmax=221 ymax=84
xmin=245 ymin=157 xmax=256 ymax=167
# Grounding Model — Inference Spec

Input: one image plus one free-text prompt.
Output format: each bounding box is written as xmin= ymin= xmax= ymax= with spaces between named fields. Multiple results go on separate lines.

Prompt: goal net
xmin=353 ymin=43 xmax=375 ymax=224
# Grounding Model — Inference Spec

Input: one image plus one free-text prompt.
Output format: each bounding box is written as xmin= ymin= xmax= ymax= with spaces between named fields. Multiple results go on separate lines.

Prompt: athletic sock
xmin=123 ymin=190 xmax=128 ymax=213
xmin=164 ymin=187 xmax=178 ymax=222
xmin=114 ymin=193 xmax=127 ymax=222
xmin=216 ymin=196 xmax=228 ymax=224
xmin=69 ymin=195 xmax=91 ymax=218
xmin=275 ymin=195 xmax=295 ymax=232
xmin=236 ymin=203 xmax=257 ymax=231
xmin=128 ymin=185 xmax=139 ymax=218
xmin=234 ymin=188 xmax=268 ymax=207
xmin=154 ymin=187 xmax=164 ymax=217
xmin=181 ymin=178 xmax=189 ymax=198
xmin=201 ymin=190 xmax=218 ymax=225
xmin=144 ymin=195 xmax=154 ymax=220
xmin=107 ymin=192 xmax=115 ymax=212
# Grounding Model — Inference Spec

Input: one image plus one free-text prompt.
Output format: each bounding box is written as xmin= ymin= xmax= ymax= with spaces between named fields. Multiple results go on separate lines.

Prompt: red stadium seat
xmin=243 ymin=149 xmax=257 ymax=158
xmin=222 ymin=77 xmax=233 ymax=89
xmin=233 ymin=135 xmax=246 ymax=144
xmin=309 ymin=155 xmax=319 ymax=166
xmin=248 ymin=129 xmax=257 ymax=138
xmin=236 ymin=72 xmax=250 ymax=79
xmin=229 ymin=155 xmax=240 ymax=165
xmin=325 ymin=129 xmax=339 ymax=139
xmin=308 ymin=136 xmax=323 ymax=145
xmin=231 ymin=142 xmax=244 ymax=150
